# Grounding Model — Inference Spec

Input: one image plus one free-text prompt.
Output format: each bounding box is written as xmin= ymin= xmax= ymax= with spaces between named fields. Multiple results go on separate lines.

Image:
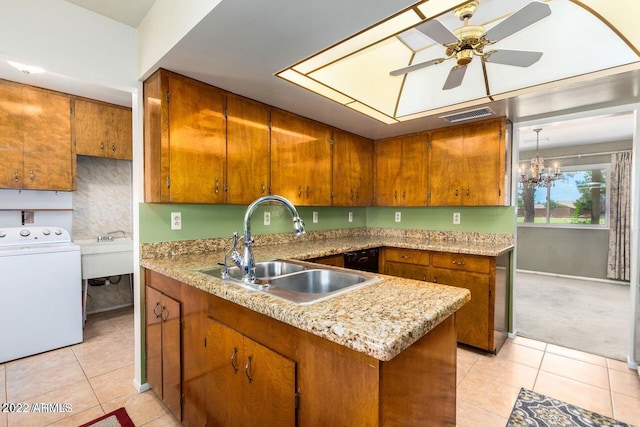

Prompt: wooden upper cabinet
xmin=75 ymin=98 xmax=132 ymax=160
xmin=226 ymin=95 xmax=270 ymax=204
xmin=463 ymin=118 xmax=506 ymax=206
xmin=169 ymin=74 xmax=226 ymax=203
xmin=429 ymin=126 xmax=464 ymax=206
xmin=144 ymin=69 xmax=226 ymax=203
xmin=0 ymin=80 xmax=24 ymax=189
xmin=0 ymin=81 xmax=74 ymax=191
xmin=430 ymin=118 xmax=506 ymax=206
xmin=374 ymin=132 xmax=429 ymax=206
xmin=271 ymin=110 xmax=332 ymax=206
xmin=332 ymin=130 xmax=373 ymax=206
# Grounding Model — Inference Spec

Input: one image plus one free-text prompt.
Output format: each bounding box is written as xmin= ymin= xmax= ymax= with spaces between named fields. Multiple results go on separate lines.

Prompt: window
xmin=517 ymin=163 xmax=609 ymax=227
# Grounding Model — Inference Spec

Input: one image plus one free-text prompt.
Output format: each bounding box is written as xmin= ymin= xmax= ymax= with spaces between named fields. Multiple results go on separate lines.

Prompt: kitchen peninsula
xmin=141 ymin=228 xmax=513 ymax=426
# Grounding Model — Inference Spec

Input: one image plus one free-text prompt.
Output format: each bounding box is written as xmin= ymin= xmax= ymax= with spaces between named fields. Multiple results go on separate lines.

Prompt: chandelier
xmin=518 ymin=128 xmax=562 ymax=187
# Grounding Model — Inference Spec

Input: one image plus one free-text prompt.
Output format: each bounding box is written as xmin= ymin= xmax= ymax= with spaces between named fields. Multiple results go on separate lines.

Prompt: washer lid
xmin=0 ymin=227 xmax=71 ymax=246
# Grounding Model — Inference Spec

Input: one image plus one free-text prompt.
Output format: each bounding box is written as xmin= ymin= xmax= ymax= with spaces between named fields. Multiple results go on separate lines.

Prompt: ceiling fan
xmin=390 ymin=1 xmax=551 ymax=90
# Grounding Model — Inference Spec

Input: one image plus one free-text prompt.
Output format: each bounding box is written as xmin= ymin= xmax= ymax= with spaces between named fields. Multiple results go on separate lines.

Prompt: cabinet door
xmin=206 ymin=320 xmax=245 ymax=427
xmin=431 ymin=267 xmax=491 ymax=350
xmin=75 ymin=98 xmax=107 ymax=157
xmin=145 ymin=287 xmax=163 ymax=398
xmin=243 ymin=336 xmax=296 ymax=427
xmin=162 ymin=294 xmax=182 ymax=421
xmin=271 ymin=110 xmax=332 ymax=206
xmin=384 ymin=262 xmax=430 ymax=282
xmin=168 ymin=74 xmax=226 ymax=203
xmin=0 ymin=80 xmax=24 ymax=189
xmin=463 ymin=119 xmax=505 ymax=206
xmin=429 ymin=126 xmax=464 ymax=206
xmin=107 ymin=104 xmax=132 ymax=160
xmin=22 ymin=86 xmax=73 ymax=191
xmin=374 ymin=137 xmax=402 ymax=206
xmin=226 ymin=95 xmax=270 ymax=204
xmin=400 ymin=133 xmax=429 ymax=206
xmin=332 ymin=130 xmax=373 ymax=206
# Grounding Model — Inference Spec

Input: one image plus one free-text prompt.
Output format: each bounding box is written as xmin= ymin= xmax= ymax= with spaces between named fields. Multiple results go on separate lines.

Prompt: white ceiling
xmin=41 ymin=1 xmax=640 ymax=147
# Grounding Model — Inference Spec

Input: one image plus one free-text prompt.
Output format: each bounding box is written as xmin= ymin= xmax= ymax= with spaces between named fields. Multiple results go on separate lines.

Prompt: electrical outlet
xmin=171 ymin=212 xmax=182 ymax=230
xmin=395 ymin=211 xmax=401 ymax=223
xmin=313 ymin=211 xmax=318 ymax=223
xmin=348 ymin=212 xmax=353 ymax=223
xmin=453 ymin=212 xmax=461 ymax=225
xmin=264 ymin=212 xmax=271 ymax=225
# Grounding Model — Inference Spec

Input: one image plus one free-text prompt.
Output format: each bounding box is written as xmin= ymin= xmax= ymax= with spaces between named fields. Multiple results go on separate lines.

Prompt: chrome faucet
xmin=97 ymin=230 xmax=127 ymax=242
xmin=228 ymin=195 xmax=305 ymax=286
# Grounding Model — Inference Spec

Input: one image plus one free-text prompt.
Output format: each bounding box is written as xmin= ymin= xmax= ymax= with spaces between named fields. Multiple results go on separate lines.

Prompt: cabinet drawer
xmin=383 ymin=248 xmax=429 ymax=265
xmin=431 ymin=252 xmax=491 ymax=273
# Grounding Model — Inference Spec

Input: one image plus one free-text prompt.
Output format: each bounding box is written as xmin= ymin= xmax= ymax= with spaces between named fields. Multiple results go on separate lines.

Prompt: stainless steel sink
xmin=266 ymin=269 xmax=380 ymax=305
xmin=201 ymin=260 xmax=307 ymax=281
xmin=201 ymin=260 xmax=379 ymax=305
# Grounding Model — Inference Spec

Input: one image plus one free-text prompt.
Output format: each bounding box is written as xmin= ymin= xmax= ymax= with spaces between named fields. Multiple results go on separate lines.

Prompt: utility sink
xmin=74 ymin=238 xmax=134 ymax=280
xmin=201 ymin=260 xmax=380 ymax=305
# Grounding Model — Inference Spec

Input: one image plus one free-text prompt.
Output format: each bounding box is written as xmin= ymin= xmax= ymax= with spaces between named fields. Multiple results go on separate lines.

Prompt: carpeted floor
xmin=507 ymin=388 xmax=634 ymax=427
xmin=515 ymin=271 xmax=630 ymax=361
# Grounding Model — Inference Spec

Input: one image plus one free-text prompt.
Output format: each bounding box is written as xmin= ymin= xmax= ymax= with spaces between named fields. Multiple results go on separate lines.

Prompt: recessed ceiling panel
xmin=309 ymin=37 xmax=412 ymax=117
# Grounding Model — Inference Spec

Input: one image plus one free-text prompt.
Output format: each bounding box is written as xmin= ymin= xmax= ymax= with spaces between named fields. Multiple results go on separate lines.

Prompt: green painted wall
xmin=140 ymin=203 xmax=514 ymax=243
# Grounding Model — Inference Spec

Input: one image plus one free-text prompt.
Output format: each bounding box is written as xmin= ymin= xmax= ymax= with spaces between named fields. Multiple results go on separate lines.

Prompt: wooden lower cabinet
xmin=307 ymin=253 xmax=344 ymax=267
xmin=145 ymin=285 xmax=181 ymax=420
xmin=145 ymin=269 xmax=458 ymax=426
xmin=380 ymin=248 xmax=510 ymax=353
xmin=205 ymin=319 xmax=296 ymax=427
xmin=381 ymin=248 xmax=430 ymax=281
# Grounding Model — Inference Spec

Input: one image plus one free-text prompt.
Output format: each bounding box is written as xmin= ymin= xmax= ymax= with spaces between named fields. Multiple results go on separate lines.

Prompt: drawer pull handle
xmin=452 ymin=261 xmax=466 ymax=266
xmin=230 ymin=347 xmax=238 ymax=373
xmin=112 ymin=143 xmax=116 ymax=152
xmin=215 ymin=177 xmax=219 ymax=194
xmin=29 ymin=171 xmax=35 ymax=182
xmin=401 ymin=255 xmax=411 ymax=259
xmin=161 ymin=305 xmax=169 ymax=321
xmin=14 ymin=170 xmax=19 ymax=182
xmin=245 ymin=355 xmax=253 ymax=383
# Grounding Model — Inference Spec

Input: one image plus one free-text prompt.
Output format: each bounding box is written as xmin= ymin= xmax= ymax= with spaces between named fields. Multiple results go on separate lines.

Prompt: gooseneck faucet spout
xmin=232 ymin=195 xmax=305 ymax=285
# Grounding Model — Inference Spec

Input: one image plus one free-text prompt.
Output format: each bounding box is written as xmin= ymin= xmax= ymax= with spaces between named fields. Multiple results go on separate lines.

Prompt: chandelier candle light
xmin=518 ymin=128 xmax=562 ymax=187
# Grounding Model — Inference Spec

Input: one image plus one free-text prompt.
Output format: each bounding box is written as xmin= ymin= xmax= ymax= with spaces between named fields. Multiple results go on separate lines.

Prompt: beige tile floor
xmin=1 ymin=308 xmax=639 ymax=426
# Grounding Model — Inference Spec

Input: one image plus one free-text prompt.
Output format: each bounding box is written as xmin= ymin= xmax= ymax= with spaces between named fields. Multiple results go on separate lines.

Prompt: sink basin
xmin=269 ymin=269 xmax=366 ymax=294
xmin=266 ymin=269 xmax=380 ymax=305
xmin=201 ymin=260 xmax=379 ymax=305
xmin=201 ymin=260 xmax=307 ymax=281
xmin=74 ymin=238 xmax=134 ymax=279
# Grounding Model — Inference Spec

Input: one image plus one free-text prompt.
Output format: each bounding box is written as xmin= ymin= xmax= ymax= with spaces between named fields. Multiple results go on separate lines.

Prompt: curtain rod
xmin=521 ymin=149 xmax=631 ymax=161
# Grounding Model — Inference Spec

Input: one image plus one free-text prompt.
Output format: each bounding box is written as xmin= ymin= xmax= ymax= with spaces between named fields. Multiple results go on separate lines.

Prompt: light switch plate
xmin=171 ymin=212 xmax=182 ymax=230
xmin=395 ymin=212 xmax=401 ymax=223
xmin=264 ymin=212 xmax=271 ymax=225
xmin=453 ymin=212 xmax=461 ymax=225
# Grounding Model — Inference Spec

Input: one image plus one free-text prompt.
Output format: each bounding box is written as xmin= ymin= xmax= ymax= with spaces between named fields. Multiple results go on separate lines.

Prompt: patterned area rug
xmin=78 ymin=407 xmax=135 ymax=427
xmin=507 ymin=388 xmax=634 ymax=427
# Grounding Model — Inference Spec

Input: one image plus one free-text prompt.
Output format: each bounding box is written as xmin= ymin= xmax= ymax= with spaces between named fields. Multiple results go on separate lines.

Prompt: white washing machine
xmin=0 ymin=226 xmax=82 ymax=363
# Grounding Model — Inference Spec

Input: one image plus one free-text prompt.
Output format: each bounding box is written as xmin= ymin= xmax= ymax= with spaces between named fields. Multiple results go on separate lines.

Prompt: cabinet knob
xmin=455 ymin=188 xmax=459 ymax=197
xmin=466 ymin=187 xmax=470 ymax=197
xmin=13 ymin=170 xmax=19 ymax=182
xmin=29 ymin=171 xmax=35 ymax=182
xmin=245 ymin=355 xmax=253 ymax=383
xmin=100 ymin=142 xmax=105 ymax=151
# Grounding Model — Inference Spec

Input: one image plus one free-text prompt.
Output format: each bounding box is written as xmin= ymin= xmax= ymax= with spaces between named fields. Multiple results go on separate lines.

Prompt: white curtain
xmin=607 ymin=151 xmax=632 ymax=281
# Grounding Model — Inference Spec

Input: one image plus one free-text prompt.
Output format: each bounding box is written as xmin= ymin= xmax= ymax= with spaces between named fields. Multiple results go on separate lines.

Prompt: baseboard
xmin=133 ymin=379 xmax=151 ymax=393
xmin=516 ymin=269 xmax=630 ymax=286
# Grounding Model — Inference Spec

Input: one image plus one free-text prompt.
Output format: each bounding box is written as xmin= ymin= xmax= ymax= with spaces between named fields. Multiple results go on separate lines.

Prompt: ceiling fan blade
xmin=443 ymin=65 xmax=467 ymax=90
xmin=484 ymin=2 xmax=551 ymax=43
xmin=484 ymin=49 xmax=543 ymax=67
xmin=415 ymin=19 xmax=459 ymax=45
xmin=389 ymin=58 xmax=445 ymax=76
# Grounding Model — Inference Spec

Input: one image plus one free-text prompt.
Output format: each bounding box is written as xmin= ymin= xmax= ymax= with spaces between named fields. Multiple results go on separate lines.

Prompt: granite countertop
xmin=140 ymin=234 xmax=516 ymax=361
